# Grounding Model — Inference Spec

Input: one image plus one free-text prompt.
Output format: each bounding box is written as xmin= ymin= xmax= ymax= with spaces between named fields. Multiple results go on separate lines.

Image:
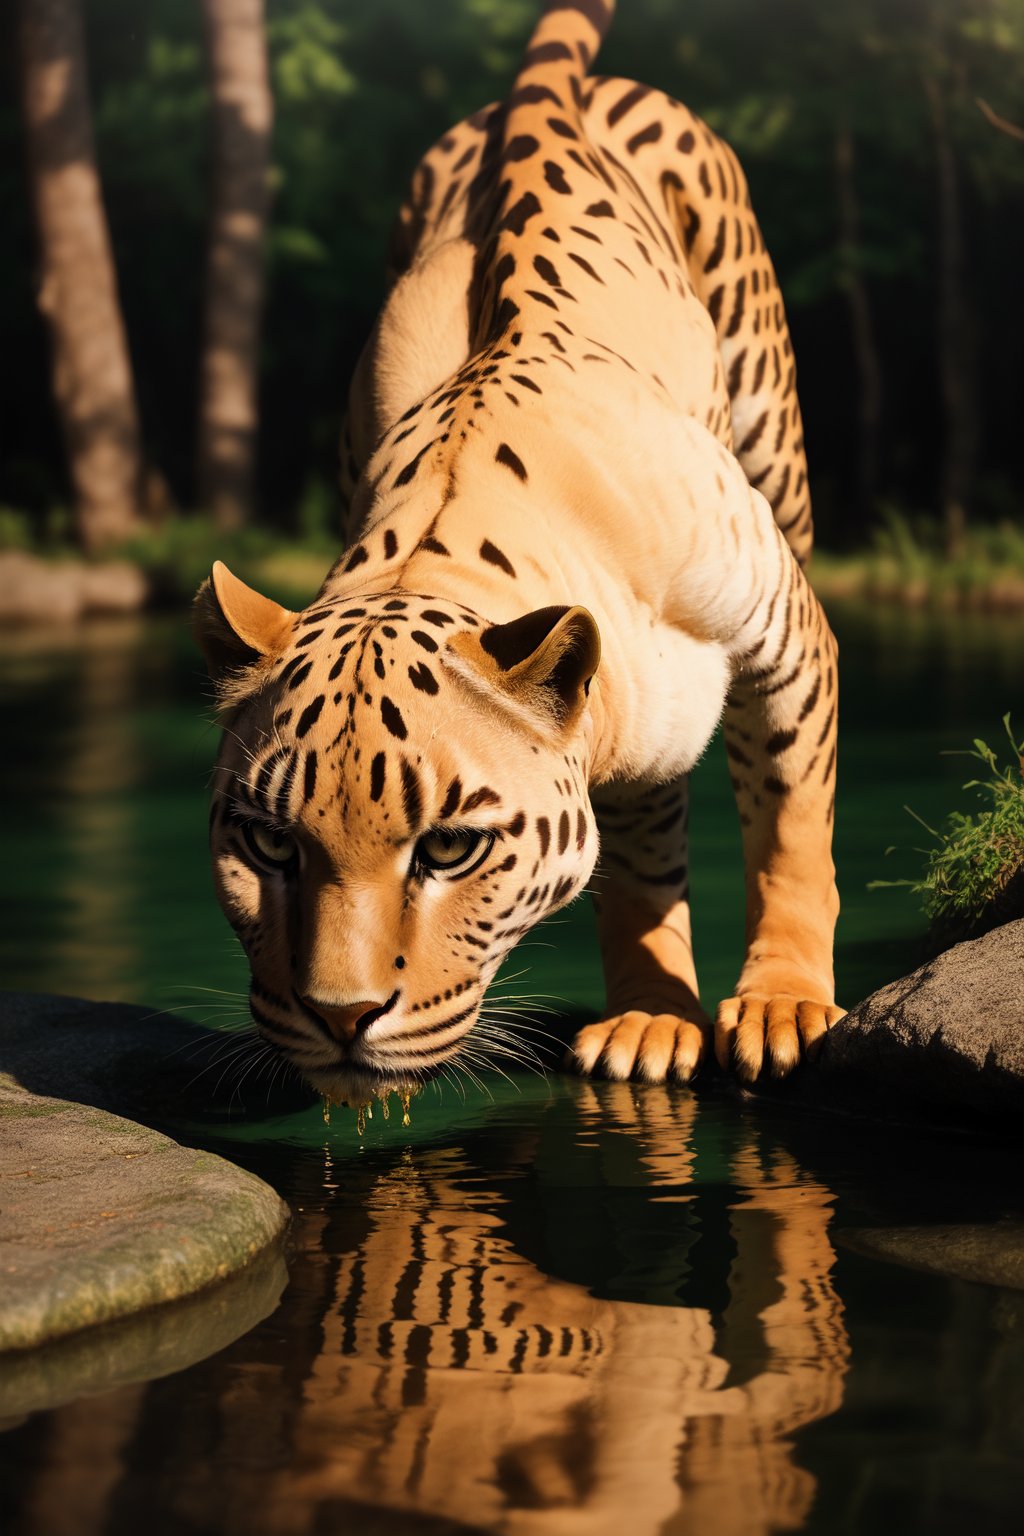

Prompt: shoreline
xmin=3 ymin=543 xmax=1024 ymax=625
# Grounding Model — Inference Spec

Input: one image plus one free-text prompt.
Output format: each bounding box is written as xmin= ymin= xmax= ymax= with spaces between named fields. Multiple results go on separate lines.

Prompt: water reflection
xmin=4 ymin=1090 xmax=849 ymax=1536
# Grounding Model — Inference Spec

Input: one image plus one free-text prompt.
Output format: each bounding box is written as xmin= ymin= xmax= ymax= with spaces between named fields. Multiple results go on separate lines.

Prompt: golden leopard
xmin=195 ymin=0 xmax=844 ymax=1104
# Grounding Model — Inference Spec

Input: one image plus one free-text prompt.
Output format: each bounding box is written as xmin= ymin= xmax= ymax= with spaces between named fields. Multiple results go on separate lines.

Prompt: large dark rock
xmin=839 ymin=1222 xmax=1024 ymax=1290
xmin=767 ymin=918 xmax=1024 ymax=1128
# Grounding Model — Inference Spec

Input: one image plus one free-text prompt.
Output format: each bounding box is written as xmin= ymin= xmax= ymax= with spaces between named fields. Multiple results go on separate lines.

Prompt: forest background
xmin=3 ymin=0 xmax=1023 ymax=609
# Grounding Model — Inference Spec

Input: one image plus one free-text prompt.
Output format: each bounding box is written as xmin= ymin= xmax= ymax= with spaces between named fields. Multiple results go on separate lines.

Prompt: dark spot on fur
xmin=401 ymin=758 xmax=423 ymax=831
xmin=381 ymin=697 xmax=408 ymax=740
xmin=533 ymin=253 xmax=561 ymax=286
xmin=462 ymin=786 xmax=501 ymax=812
xmin=440 ymin=777 xmax=463 ymax=819
xmin=296 ymin=696 xmax=324 ymax=738
xmin=558 ymin=810 xmax=570 ymax=853
xmin=303 ymin=751 xmax=318 ymax=802
xmin=369 ymin=752 xmax=386 ymax=802
xmin=543 ymin=160 xmax=571 ymax=194
xmin=495 ymin=442 xmax=528 ymax=481
xmin=480 ymin=540 xmax=516 ymax=577
xmin=506 ymin=133 xmax=540 ymax=161
xmin=395 ymin=442 xmax=433 ymax=487
xmin=501 ymin=190 xmax=542 ymax=234
xmin=408 ymin=661 xmax=439 ymax=695
xmin=287 ymin=661 xmax=314 ymax=691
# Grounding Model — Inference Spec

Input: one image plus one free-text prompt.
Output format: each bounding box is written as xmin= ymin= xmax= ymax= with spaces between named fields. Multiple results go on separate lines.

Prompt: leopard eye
xmin=244 ymin=822 xmax=297 ymax=868
xmin=416 ymin=827 xmax=492 ymax=878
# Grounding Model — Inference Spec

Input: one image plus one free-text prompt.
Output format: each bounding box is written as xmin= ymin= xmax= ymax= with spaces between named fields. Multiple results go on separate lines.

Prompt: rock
xmin=0 ymin=551 xmax=148 ymax=624
xmin=0 ymin=990 xmax=313 ymax=1124
xmin=0 ymin=991 xmax=292 ymax=1357
xmin=77 ymin=560 xmax=149 ymax=614
xmin=0 ymin=1239 xmax=286 ymax=1423
xmin=839 ymin=1222 xmax=1024 ymax=1291
xmin=759 ymin=918 xmax=1024 ymax=1128
xmin=0 ymin=1086 xmax=290 ymax=1353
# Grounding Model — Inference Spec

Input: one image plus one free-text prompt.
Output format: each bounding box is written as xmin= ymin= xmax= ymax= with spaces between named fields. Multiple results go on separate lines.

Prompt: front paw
xmin=566 ymin=1010 xmax=709 ymax=1084
xmin=714 ymin=995 xmax=846 ymax=1082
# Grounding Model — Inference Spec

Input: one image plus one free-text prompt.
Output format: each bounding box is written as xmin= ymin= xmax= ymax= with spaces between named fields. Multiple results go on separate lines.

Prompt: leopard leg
xmin=716 ymin=546 xmax=844 ymax=1082
xmin=569 ymin=776 xmax=709 ymax=1084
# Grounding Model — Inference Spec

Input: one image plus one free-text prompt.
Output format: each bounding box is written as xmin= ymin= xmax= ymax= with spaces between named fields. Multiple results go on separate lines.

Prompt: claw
xmin=568 ymin=1011 xmax=708 ymax=1085
xmin=715 ymin=995 xmax=846 ymax=1083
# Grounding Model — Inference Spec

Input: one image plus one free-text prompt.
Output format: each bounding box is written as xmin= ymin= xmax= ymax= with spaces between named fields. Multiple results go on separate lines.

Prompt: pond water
xmin=1 ymin=601 xmax=1022 ymax=1534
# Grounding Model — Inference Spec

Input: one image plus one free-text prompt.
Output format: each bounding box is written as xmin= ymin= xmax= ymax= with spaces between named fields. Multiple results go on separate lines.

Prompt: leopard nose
xmin=299 ymin=992 xmax=398 ymax=1044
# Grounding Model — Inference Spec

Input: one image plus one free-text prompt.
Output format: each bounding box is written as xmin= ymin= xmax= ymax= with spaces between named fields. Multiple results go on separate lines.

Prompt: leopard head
xmin=194 ymin=562 xmax=601 ymax=1105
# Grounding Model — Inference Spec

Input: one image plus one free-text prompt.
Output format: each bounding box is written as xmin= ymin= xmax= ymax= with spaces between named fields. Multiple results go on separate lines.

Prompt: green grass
xmin=115 ymin=515 xmax=336 ymax=611
xmin=869 ymin=715 xmax=1024 ymax=949
xmin=5 ymin=500 xmax=1024 ymax=612
xmin=812 ymin=509 xmax=1024 ymax=610
xmin=0 ymin=498 xmax=338 ymax=612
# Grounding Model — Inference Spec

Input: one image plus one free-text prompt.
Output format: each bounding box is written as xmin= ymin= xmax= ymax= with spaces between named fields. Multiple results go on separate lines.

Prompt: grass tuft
xmin=869 ymin=715 xmax=1024 ymax=949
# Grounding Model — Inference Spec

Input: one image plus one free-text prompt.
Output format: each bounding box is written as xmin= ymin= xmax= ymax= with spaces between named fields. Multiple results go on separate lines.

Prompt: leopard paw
xmin=714 ymin=995 xmax=846 ymax=1082
xmin=566 ymin=1010 xmax=708 ymax=1084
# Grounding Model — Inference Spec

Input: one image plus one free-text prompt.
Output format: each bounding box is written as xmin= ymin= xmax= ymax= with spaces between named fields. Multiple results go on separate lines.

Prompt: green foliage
xmin=111 ymin=512 xmax=334 ymax=611
xmin=870 ymin=716 xmax=1024 ymax=945
xmin=0 ymin=507 xmax=33 ymax=551
xmin=1 ymin=0 xmax=1023 ymax=540
xmin=812 ymin=509 xmax=1024 ymax=607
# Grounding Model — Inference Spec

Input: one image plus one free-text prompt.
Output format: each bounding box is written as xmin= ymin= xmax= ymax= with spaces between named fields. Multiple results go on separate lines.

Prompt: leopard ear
xmin=452 ymin=605 xmax=600 ymax=730
xmin=193 ymin=561 xmax=295 ymax=683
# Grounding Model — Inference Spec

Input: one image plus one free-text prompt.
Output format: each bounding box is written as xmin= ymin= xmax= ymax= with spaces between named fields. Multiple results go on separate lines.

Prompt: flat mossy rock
xmin=0 ymin=1240 xmax=286 ymax=1423
xmin=0 ymin=1086 xmax=289 ymax=1352
xmin=0 ymin=992 xmax=292 ymax=1355
xmin=764 ymin=918 xmax=1024 ymax=1128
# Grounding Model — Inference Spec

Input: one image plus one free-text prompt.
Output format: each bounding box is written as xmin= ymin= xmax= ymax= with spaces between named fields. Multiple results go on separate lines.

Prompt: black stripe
xmin=401 ymin=758 xmax=423 ymax=832
xmin=302 ymin=751 xmax=318 ymax=803
xmin=370 ymin=752 xmax=386 ymax=803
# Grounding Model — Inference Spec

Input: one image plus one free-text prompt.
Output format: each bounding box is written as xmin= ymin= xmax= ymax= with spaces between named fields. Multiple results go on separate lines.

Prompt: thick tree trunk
xmin=923 ymin=72 xmax=975 ymax=560
xmin=19 ymin=0 xmax=145 ymax=553
xmin=835 ymin=117 xmax=883 ymax=528
xmin=197 ymin=0 xmax=273 ymax=532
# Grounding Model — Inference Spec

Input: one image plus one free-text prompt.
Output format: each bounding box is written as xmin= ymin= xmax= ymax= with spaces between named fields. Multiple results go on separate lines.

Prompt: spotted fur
xmin=196 ymin=0 xmax=843 ymax=1097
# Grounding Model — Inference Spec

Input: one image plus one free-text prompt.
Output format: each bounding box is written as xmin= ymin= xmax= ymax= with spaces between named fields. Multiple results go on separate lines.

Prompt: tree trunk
xmin=19 ymin=0 xmax=145 ymax=554
xmin=923 ymin=72 xmax=975 ymax=560
xmin=197 ymin=0 xmax=273 ymax=532
xmin=835 ymin=116 xmax=883 ymax=528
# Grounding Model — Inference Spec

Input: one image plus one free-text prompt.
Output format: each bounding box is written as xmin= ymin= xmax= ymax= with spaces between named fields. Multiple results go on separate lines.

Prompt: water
xmin=1 ymin=602 xmax=1022 ymax=1534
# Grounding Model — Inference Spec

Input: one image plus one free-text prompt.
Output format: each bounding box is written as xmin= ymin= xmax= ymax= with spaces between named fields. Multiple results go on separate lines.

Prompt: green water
xmin=3 ymin=603 xmax=1020 ymax=1012
xmin=1 ymin=604 xmax=1023 ymax=1535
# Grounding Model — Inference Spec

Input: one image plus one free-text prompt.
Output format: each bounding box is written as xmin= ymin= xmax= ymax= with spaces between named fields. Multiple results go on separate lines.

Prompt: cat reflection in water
xmin=271 ymin=1091 xmax=848 ymax=1536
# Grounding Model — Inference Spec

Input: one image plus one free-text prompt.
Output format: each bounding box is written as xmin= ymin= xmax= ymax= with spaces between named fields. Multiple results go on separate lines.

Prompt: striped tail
xmin=510 ymin=1 xmax=615 ymax=119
